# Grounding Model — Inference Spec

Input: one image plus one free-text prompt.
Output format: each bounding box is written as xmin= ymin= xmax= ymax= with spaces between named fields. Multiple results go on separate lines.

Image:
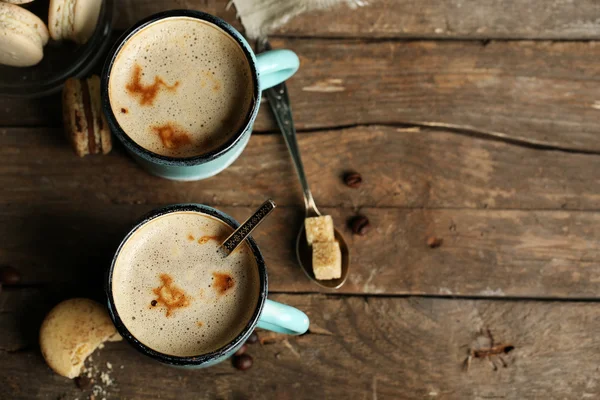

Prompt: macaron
xmin=62 ymin=75 xmax=112 ymax=157
xmin=48 ymin=0 xmax=101 ymax=44
xmin=39 ymin=298 xmax=122 ymax=379
xmin=0 ymin=2 xmax=49 ymax=67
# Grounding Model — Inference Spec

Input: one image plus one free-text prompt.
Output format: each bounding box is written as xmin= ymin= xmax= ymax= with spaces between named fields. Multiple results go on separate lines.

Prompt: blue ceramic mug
xmin=101 ymin=10 xmax=299 ymax=181
xmin=106 ymin=203 xmax=309 ymax=367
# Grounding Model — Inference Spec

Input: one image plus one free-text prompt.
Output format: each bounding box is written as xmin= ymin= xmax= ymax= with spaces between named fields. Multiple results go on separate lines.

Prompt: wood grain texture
xmin=3 ymin=40 xmax=600 ymax=153
xmin=114 ymin=0 xmax=241 ymax=31
xmin=4 ymin=1 xmax=600 ymax=397
xmin=2 ymin=290 xmax=600 ymax=399
xmin=3 ymin=126 xmax=600 ymax=210
xmin=275 ymin=0 xmax=600 ymax=39
xmin=111 ymin=0 xmax=600 ymax=40
xmin=256 ymin=39 xmax=600 ymax=152
xmin=4 ymin=202 xmax=600 ymax=297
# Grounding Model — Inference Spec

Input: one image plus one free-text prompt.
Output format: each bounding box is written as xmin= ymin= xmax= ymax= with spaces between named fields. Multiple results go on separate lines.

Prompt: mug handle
xmin=256 ymin=299 xmax=309 ymax=335
xmin=256 ymin=50 xmax=300 ymax=90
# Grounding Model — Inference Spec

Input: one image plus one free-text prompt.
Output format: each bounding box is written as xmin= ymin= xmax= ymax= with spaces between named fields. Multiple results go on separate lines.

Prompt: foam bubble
xmin=112 ymin=211 xmax=260 ymax=357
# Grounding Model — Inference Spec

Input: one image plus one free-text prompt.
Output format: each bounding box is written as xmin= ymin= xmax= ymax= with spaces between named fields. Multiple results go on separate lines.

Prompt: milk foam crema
xmin=108 ymin=17 xmax=254 ymax=158
xmin=112 ymin=211 xmax=260 ymax=357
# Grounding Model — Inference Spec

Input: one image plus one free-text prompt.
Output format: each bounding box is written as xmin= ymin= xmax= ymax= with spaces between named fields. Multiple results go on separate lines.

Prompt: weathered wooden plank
xmin=2 ymin=291 xmax=600 ymax=399
xmin=114 ymin=0 xmax=242 ymax=31
xmin=274 ymin=0 xmax=600 ymax=39
xmin=3 ymin=203 xmax=600 ymax=297
xmin=0 ymin=93 xmax=62 ymax=127
xmin=0 ymin=289 xmax=48 ymax=352
xmin=111 ymin=0 xmax=600 ymax=40
xmin=255 ymin=39 xmax=600 ymax=152
xmin=3 ymin=40 xmax=600 ymax=153
xmin=3 ymin=126 xmax=600 ymax=210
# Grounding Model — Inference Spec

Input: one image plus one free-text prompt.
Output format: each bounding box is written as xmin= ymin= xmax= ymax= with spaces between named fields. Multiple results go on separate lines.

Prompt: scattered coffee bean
xmin=344 ymin=171 xmax=362 ymax=188
xmin=150 ymin=300 xmax=157 ymax=307
xmin=350 ymin=215 xmax=370 ymax=235
xmin=426 ymin=236 xmax=443 ymax=248
xmin=234 ymin=344 xmax=248 ymax=356
xmin=74 ymin=375 xmax=92 ymax=390
xmin=232 ymin=354 xmax=253 ymax=371
xmin=0 ymin=266 xmax=20 ymax=285
xmin=246 ymin=332 xmax=259 ymax=345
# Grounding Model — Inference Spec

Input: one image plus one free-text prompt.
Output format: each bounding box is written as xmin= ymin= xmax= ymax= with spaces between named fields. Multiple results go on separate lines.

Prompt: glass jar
xmin=0 ymin=0 xmax=114 ymax=97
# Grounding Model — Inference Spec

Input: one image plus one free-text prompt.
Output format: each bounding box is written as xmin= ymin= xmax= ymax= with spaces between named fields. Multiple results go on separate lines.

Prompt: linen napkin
xmin=232 ymin=0 xmax=367 ymax=39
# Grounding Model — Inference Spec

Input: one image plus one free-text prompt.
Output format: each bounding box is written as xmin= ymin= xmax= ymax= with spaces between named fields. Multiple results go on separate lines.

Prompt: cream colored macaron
xmin=48 ymin=0 xmax=101 ymax=44
xmin=0 ymin=2 xmax=49 ymax=67
xmin=39 ymin=298 xmax=121 ymax=379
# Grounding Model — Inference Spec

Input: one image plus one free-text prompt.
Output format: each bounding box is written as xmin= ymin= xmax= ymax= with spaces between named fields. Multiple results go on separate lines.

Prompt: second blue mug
xmin=101 ymin=10 xmax=299 ymax=181
xmin=106 ymin=203 xmax=309 ymax=367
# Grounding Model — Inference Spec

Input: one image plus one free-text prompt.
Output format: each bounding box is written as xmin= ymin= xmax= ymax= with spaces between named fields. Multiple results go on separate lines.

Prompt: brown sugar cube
xmin=312 ymin=241 xmax=342 ymax=280
xmin=305 ymin=215 xmax=335 ymax=246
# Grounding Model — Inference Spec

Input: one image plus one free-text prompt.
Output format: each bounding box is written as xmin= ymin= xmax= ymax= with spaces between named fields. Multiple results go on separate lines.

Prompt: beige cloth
xmin=232 ymin=0 xmax=366 ymax=39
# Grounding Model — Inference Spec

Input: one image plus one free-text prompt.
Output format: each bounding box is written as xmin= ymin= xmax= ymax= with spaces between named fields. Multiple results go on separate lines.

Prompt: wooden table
xmin=3 ymin=1 xmax=600 ymax=398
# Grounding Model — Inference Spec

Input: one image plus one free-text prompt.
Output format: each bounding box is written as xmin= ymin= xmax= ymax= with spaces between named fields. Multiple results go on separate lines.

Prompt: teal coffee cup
xmin=101 ymin=10 xmax=299 ymax=181
xmin=106 ymin=203 xmax=309 ymax=367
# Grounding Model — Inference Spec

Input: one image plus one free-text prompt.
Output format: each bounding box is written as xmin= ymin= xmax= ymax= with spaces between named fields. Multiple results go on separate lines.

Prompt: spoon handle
xmin=219 ymin=199 xmax=277 ymax=257
xmin=261 ymin=41 xmax=319 ymax=216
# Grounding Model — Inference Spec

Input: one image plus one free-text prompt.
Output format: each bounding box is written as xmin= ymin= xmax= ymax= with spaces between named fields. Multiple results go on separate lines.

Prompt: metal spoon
xmin=260 ymin=41 xmax=349 ymax=289
xmin=219 ymin=199 xmax=277 ymax=257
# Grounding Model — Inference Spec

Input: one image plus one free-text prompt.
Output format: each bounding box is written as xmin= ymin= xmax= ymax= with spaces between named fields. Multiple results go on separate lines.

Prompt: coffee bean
xmin=234 ymin=344 xmax=247 ymax=356
xmin=426 ymin=236 xmax=443 ymax=248
xmin=0 ymin=266 xmax=20 ymax=285
xmin=232 ymin=354 xmax=253 ymax=371
xmin=344 ymin=172 xmax=362 ymax=188
xmin=350 ymin=216 xmax=370 ymax=235
xmin=74 ymin=375 xmax=92 ymax=390
xmin=246 ymin=332 xmax=259 ymax=345
xmin=150 ymin=300 xmax=157 ymax=307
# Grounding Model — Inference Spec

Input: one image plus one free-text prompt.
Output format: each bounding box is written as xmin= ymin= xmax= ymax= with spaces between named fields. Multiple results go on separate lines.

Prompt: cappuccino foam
xmin=112 ymin=211 xmax=260 ymax=357
xmin=108 ymin=17 xmax=254 ymax=157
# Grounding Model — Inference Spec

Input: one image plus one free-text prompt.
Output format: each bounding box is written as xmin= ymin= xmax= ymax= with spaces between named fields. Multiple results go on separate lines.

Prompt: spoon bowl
xmin=296 ymin=224 xmax=350 ymax=289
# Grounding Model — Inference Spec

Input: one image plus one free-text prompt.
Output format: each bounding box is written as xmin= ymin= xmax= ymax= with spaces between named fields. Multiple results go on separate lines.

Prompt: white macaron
xmin=48 ymin=0 xmax=102 ymax=44
xmin=0 ymin=2 xmax=49 ymax=67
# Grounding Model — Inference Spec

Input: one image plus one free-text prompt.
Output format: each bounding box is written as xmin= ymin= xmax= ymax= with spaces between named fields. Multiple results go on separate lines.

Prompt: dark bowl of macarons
xmin=0 ymin=0 xmax=114 ymax=97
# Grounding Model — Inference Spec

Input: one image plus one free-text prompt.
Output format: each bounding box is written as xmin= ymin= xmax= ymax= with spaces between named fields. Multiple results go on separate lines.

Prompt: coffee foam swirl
xmin=108 ymin=17 xmax=254 ymax=158
xmin=112 ymin=211 xmax=260 ymax=357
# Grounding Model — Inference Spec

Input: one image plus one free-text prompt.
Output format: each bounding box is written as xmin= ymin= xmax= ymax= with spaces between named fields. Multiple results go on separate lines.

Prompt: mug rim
xmin=105 ymin=203 xmax=268 ymax=366
xmin=101 ymin=10 xmax=261 ymax=167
